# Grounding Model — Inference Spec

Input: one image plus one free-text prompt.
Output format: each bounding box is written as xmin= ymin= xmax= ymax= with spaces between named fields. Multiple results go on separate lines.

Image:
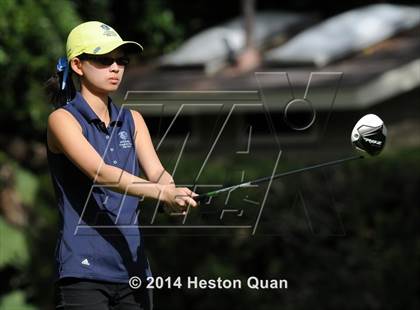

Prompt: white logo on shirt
xmin=118 ymin=131 xmax=132 ymax=149
xmin=81 ymin=258 xmax=90 ymax=266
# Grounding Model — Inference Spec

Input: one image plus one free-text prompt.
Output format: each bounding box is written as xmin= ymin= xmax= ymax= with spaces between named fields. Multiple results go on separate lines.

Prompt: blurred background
xmin=0 ymin=0 xmax=419 ymax=309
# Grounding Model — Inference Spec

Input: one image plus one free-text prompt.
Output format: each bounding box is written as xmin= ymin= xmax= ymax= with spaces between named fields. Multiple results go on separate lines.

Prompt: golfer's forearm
xmin=151 ymin=169 xmax=175 ymax=186
xmin=94 ymin=164 xmax=163 ymax=200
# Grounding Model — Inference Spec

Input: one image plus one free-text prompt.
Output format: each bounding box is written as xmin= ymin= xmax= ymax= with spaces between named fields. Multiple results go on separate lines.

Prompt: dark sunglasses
xmin=78 ymin=54 xmax=130 ymax=66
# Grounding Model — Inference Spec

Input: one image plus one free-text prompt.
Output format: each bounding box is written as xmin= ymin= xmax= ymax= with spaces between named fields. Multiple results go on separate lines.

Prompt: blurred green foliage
xmin=0 ymin=217 xmax=29 ymax=269
xmin=0 ymin=1 xmax=79 ymax=308
xmin=139 ymin=0 xmax=185 ymax=55
xmin=0 ymin=0 xmax=81 ymax=130
xmin=0 ymin=291 xmax=37 ymax=310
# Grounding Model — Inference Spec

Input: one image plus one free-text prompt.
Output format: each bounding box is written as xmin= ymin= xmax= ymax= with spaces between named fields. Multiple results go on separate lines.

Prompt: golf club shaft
xmin=194 ymin=154 xmax=364 ymax=203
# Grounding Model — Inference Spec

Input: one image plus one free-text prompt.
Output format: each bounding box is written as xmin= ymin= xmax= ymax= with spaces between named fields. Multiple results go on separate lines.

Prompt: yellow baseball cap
xmin=66 ymin=21 xmax=143 ymax=60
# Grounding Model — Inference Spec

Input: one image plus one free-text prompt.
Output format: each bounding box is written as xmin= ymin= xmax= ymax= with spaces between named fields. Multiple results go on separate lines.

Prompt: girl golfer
xmin=46 ymin=21 xmax=197 ymax=310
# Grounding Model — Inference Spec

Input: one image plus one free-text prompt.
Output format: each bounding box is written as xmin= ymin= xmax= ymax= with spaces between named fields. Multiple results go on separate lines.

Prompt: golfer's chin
xmin=104 ymin=84 xmax=120 ymax=93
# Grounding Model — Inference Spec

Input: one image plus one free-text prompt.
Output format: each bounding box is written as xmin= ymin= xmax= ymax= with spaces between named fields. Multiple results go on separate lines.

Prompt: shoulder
xmin=129 ymin=109 xmax=151 ymax=138
xmin=48 ymin=108 xmax=82 ymax=132
xmin=129 ymin=109 xmax=146 ymax=125
xmin=129 ymin=109 xmax=142 ymax=119
xmin=47 ymin=108 xmax=83 ymax=153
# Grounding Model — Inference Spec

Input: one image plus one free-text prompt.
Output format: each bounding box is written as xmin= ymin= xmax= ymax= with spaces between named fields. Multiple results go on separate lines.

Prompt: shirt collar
xmin=72 ymin=92 xmax=122 ymax=127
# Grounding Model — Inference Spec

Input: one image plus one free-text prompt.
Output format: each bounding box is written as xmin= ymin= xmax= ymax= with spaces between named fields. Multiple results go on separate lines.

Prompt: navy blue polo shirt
xmin=47 ymin=92 xmax=151 ymax=283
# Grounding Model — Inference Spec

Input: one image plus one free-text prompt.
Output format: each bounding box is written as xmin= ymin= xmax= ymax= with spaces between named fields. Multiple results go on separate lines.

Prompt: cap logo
xmin=100 ymin=23 xmax=117 ymax=37
xmin=93 ymin=46 xmax=101 ymax=54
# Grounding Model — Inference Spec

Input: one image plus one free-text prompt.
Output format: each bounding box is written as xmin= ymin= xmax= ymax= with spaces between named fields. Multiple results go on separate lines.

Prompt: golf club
xmin=193 ymin=114 xmax=387 ymax=204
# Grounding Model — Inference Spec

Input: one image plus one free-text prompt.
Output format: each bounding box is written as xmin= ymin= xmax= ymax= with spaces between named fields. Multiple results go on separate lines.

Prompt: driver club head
xmin=351 ymin=114 xmax=387 ymax=156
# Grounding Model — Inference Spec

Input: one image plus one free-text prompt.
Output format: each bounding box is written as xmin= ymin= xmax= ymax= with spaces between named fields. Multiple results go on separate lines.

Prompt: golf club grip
xmin=193 ymin=194 xmax=209 ymax=204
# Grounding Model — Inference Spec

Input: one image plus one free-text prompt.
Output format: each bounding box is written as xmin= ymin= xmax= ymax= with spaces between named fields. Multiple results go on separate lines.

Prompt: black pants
xmin=54 ymin=277 xmax=152 ymax=310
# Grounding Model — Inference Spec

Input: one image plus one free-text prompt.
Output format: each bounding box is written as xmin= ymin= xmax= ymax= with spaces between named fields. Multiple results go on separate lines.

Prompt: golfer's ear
xmin=70 ymin=58 xmax=83 ymax=76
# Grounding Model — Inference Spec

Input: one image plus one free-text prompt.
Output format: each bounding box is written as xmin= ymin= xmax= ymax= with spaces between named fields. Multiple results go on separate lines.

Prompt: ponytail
xmin=45 ymin=57 xmax=76 ymax=108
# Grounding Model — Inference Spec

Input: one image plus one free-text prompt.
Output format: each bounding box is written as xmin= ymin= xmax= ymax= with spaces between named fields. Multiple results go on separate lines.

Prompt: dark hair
xmin=44 ymin=65 xmax=77 ymax=108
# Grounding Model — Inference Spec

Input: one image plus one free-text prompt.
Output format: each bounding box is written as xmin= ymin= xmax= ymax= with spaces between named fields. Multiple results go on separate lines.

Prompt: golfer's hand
xmin=159 ymin=185 xmax=198 ymax=213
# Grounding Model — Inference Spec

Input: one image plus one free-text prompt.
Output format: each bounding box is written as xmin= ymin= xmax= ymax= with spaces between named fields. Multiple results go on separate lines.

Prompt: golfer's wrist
xmin=155 ymin=183 xmax=167 ymax=202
